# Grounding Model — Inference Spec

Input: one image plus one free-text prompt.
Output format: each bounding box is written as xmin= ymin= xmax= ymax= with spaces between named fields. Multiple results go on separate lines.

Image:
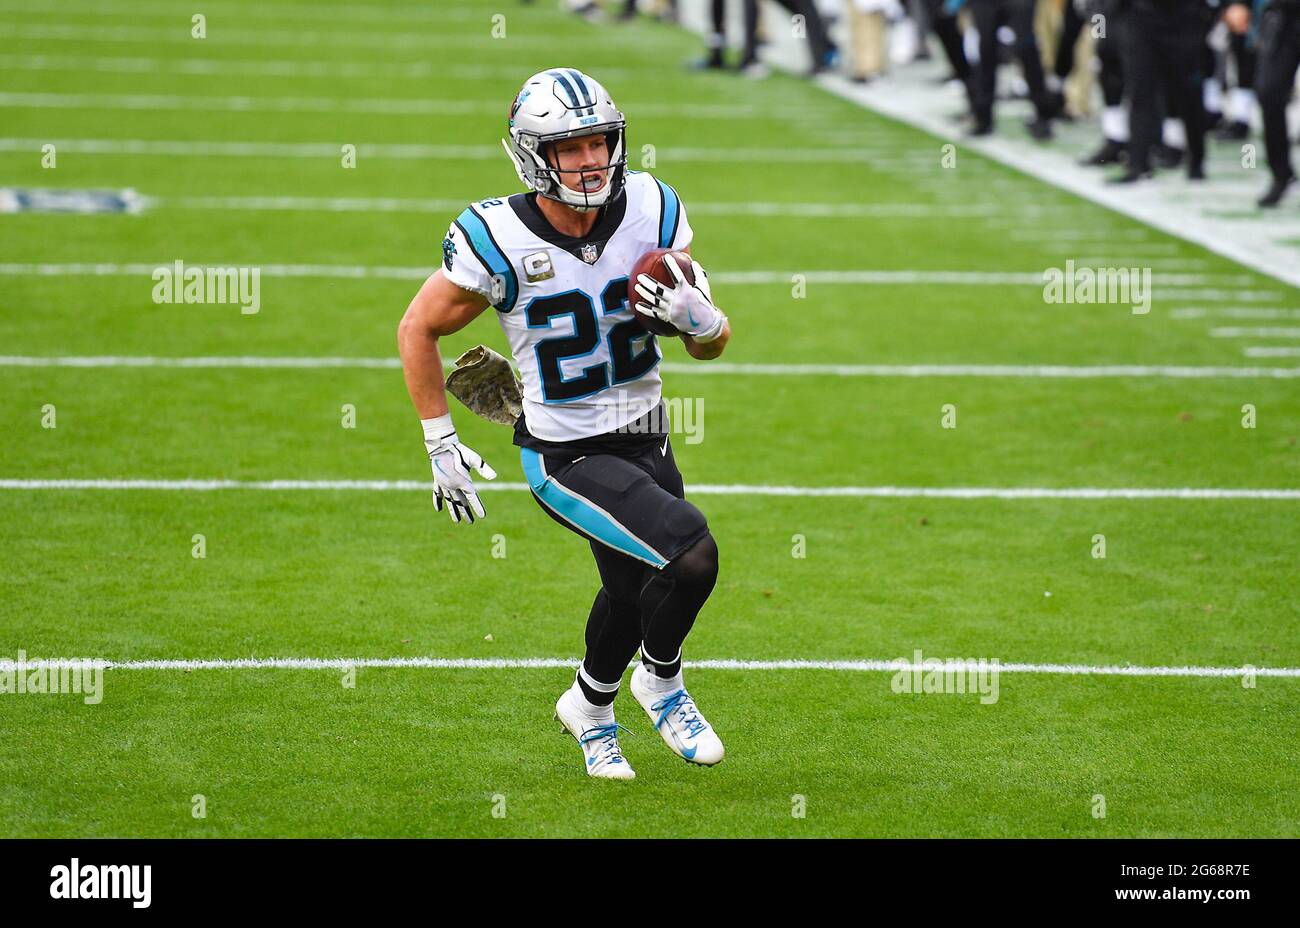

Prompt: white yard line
xmin=1172 ymin=308 xmax=1300 ymax=319
xmin=4 ymin=356 xmax=1300 ymax=378
xmin=0 ymin=0 xmax=527 ymax=21
xmin=1244 ymin=347 xmax=1300 ymax=358
xmin=718 ymin=270 xmax=1249 ymax=285
xmin=0 ymin=53 xmax=654 ymax=81
xmin=0 ymin=91 xmax=801 ymax=122
xmin=0 ymin=137 xmax=965 ymax=164
xmin=1032 ymin=243 xmax=1184 ymax=256
xmin=1210 ymin=327 xmax=1300 ymax=339
xmin=0 ymin=137 xmax=500 ymax=159
xmin=0 ymin=21 xmax=680 ymax=49
xmin=1161 ymin=289 xmax=1282 ymax=301
xmin=1071 ymin=259 xmax=1209 ymax=270
xmin=1 ymin=479 xmax=1297 ymax=499
xmin=0 ymin=356 xmax=410 ymax=369
xmin=1008 ymin=230 xmax=1155 ymax=242
xmin=0 ymin=655 xmax=1294 ymax=678
xmin=158 ymin=193 xmax=1002 ymax=219
xmin=0 ymin=261 xmax=426 ymax=280
xmin=0 ymin=262 xmax=1246 ymax=287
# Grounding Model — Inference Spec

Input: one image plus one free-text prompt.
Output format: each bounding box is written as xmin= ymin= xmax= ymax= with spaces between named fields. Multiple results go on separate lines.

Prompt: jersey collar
xmin=509 ymin=190 xmax=628 ymax=265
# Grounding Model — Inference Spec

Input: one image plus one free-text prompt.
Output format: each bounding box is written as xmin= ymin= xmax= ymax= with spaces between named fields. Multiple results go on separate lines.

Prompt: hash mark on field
xmin=0 ymin=656 xmax=1295 ymax=679
xmin=3 ymin=356 xmax=1299 ymax=379
xmin=2 ymin=479 xmax=1297 ymax=499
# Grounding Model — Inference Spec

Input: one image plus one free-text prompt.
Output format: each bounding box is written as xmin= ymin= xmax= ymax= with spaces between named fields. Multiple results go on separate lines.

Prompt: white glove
xmin=422 ymin=414 xmax=496 ymax=524
xmin=633 ymin=254 xmax=727 ymax=343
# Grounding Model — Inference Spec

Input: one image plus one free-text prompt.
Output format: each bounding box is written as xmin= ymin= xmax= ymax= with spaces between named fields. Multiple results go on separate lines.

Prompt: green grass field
xmin=1 ymin=0 xmax=1297 ymax=838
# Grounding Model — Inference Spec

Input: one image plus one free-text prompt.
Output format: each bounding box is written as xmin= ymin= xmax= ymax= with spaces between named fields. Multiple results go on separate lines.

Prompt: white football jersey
xmin=441 ymin=171 xmax=692 ymax=443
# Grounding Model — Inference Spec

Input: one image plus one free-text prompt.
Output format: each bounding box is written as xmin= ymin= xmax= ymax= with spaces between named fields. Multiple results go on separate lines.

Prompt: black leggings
xmin=522 ymin=438 xmax=719 ymax=686
xmin=584 ymin=532 xmax=719 ymax=683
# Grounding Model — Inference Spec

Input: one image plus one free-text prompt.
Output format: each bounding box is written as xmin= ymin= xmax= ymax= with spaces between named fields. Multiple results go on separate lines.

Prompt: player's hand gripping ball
xmin=629 ymin=250 xmax=726 ymax=342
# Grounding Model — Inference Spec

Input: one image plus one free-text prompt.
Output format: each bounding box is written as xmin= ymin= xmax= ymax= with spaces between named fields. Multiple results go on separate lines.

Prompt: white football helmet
xmin=502 ymin=68 xmax=627 ymax=213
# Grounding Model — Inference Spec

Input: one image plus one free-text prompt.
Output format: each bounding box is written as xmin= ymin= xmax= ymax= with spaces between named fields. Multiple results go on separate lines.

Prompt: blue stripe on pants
xmin=520 ymin=448 xmax=668 ymax=567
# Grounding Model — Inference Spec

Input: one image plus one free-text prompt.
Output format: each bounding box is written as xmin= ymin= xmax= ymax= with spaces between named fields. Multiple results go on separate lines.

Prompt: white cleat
xmin=630 ymin=665 xmax=725 ymax=766
xmin=554 ymin=688 xmax=636 ymax=780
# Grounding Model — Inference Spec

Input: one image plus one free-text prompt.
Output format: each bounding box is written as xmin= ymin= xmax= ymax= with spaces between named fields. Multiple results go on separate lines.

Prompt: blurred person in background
xmin=962 ymin=0 xmax=1056 ymax=138
xmin=1227 ymin=0 xmax=1300 ymax=206
xmin=692 ymin=0 xmax=768 ymax=74
xmin=924 ymin=0 xmax=973 ymax=84
xmin=561 ymin=0 xmax=604 ymax=19
xmin=1215 ymin=6 xmax=1257 ymax=140
xmin=844 ymin=0 xmax=903 ymax=82
xmin=695 ymin=0 xmax=834 ymax=75
xmin=786 ymin=0 xmax=839 ymax=73
xmin=1112 ymin=0 xmax=1216 ymax=184
xmin=695 ymin=0 xmax=734 ymax=68
xmin=728 ymin=0 xmax=837 ymax=75
xmin=1048 ymin=0 xmax=1088 ymax=119
xmin=620 ymin=0 xmax=681 ymax=21
xmin=1202 ymin=23 xmax=1226 ymax=131
xmin=1070 ymin=1 xmax=1131 ymax=166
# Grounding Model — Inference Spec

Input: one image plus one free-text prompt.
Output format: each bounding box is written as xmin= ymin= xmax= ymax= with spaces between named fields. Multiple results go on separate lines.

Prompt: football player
xmin=398 ymin=69 xmax=731 ymax=779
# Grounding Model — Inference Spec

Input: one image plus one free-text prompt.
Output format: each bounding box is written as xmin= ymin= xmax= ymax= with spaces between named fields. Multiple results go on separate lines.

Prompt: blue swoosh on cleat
xmin=680 ymin=744 xmax=698 ymax=760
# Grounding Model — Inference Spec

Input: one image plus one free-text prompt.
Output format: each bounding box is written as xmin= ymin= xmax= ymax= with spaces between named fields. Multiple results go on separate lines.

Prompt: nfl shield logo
xmin=580 ymin=243 xmax=599 ymax=265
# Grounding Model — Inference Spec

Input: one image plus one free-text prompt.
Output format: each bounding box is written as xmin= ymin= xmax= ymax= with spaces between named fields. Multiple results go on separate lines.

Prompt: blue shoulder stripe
xmin=654 ymin=178 xmax=681 ymax=249
xmin=454 ymin=206 xmax=518 ymax=313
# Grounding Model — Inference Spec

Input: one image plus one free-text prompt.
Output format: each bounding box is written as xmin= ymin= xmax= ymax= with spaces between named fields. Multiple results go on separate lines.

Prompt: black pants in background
xmin=926 ymin=0 xmax=971 ymax=81
xmin=707 ymin=0 xmax=824 ymax=71
xmin=1054 ymin=0 xmax=1086 ymax=81
xmin=1229 ymin=29 xmax=1257 ymax=92
xmin=776 ymin=0 xmax=832 ymax=70
xmin=1097 ymin=9 xmax=1125 ymax=108
xmin=1255 ymin=5 xmax=1300 ymax=182
xmin=1121 ymin=7 xmax=1207 ymax=174
xmin=969 ymin=0 xmax=1052 ymax=124
xmin=1058 ymin=2 xmax=1124 ymax=106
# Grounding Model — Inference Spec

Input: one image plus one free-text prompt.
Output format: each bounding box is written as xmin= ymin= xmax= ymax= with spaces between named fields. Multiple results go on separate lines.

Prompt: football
xmin=628 ymin=248 xmax=693 ymax=336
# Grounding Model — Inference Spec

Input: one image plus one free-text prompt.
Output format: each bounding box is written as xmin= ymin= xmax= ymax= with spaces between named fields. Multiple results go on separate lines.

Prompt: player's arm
xmin=398 ymin=270 xmax=489 ymax=416
xmin=681 ymin=319 xmax=730 ymax=360
xmin=676 ymin=244 xmax=730 ymax=359
xmin=398 ymin=270 xmax=497 ymax=524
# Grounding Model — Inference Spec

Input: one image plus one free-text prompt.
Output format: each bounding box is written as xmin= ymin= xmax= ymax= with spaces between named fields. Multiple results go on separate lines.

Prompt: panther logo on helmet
xmin=508 ymin=88 xmax=530 ymax=125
